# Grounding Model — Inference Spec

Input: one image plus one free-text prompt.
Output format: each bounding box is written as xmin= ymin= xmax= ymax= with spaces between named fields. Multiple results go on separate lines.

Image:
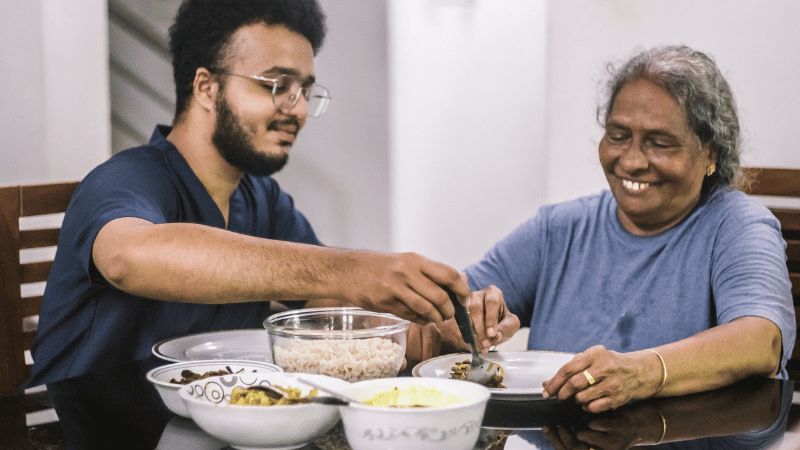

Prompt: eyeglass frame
xmin=208 ymin=69 xmax=331 ymax=118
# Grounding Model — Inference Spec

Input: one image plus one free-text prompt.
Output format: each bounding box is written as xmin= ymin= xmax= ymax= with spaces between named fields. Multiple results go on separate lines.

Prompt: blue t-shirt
xmin=465 ymin=189 xmax=796 ymax=378
xmin=28 ymin=126 xmax=322 ymax=387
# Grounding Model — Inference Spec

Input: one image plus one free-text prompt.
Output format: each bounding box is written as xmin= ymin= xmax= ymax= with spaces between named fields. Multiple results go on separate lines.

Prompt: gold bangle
xmin=648 ymin=349 xmax=667 ymax=394
xmin=655 ymin=408 xmax=667 ymax=444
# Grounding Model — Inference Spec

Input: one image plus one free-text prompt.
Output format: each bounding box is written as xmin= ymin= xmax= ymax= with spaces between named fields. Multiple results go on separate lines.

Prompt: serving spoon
xmin=245 ymin=380 xmax=352 ymax=406
xmin=445 ymin=288 xmax=499 ymax=385
xmin=294 ymin=375 xmax=361 ymax=406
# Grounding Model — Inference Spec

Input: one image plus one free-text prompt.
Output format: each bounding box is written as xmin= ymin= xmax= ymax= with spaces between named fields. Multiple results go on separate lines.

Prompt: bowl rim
xmin=263 ymin=306 xmax=410 ymax=339
xmin=146 ymin=359 xmax=283 ymax=388
xmin=340 ymin=377 xmax=492 ymax=412
xmin=178 ymin=372 xmax=348 ymax=410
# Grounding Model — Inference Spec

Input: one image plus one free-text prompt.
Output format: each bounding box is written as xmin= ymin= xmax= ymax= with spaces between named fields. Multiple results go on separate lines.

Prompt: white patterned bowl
xmin=146 ymin=359 xmax=282 ymax=418
xmin=339 ymin=377 xmax=491 ymax=450
xmin=179 ymin=372 xmax=347 ymax=450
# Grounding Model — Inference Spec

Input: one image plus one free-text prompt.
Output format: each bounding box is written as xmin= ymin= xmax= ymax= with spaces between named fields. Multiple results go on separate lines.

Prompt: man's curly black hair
xmin=168 ymin=0 xmax=327 ymax=123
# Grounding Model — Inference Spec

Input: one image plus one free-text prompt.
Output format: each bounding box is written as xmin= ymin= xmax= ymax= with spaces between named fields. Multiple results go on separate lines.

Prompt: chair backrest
xmin=740 ymin=167 xmax=800 ymax=382
xmin=0 ymin=181 xmax=78 ymax=397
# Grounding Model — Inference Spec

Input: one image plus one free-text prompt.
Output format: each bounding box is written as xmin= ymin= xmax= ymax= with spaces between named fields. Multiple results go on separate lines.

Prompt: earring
xmin=706 ymin=164 xmax=716 ymax=177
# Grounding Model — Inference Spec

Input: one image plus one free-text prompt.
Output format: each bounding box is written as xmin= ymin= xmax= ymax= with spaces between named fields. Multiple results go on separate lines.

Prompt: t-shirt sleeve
xmin=711 ymin=201 xmax=796 ymax=371
xmin=65 ymin=155 xmax=178 ymax=286
xmin=464 ymin=210 xmax=548 ymax=326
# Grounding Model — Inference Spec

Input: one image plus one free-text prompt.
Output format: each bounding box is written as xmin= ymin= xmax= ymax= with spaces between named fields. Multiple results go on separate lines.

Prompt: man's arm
xmin=93 ymin=217 xmax=469 ymax=324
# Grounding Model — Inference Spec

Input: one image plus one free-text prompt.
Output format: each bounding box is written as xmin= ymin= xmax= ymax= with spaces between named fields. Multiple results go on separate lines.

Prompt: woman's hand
xmin=405 ymin=285 xmax=520 ymax=362
xmin=466 ymin=285 xmax=520 ymax=351
xmin=542 ymin=402 xmax=665 ymax=450
xmin=542 ymin=345 xmax=663 ymax=413
xmin=435 ymin=285 xmax=521 ymax=353
xmin=404 ymin=322 xmax=443 ymax=367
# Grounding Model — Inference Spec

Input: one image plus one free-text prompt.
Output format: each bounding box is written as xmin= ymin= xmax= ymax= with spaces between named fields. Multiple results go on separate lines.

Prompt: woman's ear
xmin=703 ymin=142 xmax=718 ymax=169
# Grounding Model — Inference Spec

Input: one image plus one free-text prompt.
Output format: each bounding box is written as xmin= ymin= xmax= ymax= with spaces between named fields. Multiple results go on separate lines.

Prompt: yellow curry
xmin=362 ymin=385 xmax=465 ymax=408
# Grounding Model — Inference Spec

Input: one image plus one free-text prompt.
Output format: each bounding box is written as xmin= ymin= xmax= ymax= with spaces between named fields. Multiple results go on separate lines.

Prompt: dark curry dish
xmin=168 ymin=367 xmax=250 ymax=384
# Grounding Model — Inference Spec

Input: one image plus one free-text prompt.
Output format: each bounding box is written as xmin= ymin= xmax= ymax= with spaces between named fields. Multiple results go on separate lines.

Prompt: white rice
xmin=273 ymin=337 xmax=404 ymax=382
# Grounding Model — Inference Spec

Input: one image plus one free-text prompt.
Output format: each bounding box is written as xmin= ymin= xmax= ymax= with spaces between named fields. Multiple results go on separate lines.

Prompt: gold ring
xmin=583 ymin=370 xmax=596 ymax=385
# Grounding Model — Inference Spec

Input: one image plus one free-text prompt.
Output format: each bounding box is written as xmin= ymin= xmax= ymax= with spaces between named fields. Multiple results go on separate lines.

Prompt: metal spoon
xmin=246 ymin=382 xmax=350 ymax=406
xmin=294 ymin=375 xmax=361 ymax=406
xmin=445 ymin=287 xmax=499 ymax=385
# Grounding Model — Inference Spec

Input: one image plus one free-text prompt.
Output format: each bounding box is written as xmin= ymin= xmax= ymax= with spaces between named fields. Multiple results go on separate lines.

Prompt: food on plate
xmin=450 ymin=360 xmax=506 ymax=388
xmin=168 ymin=366 xmax=248 ymax=384
xmin=273 ymin=337 xmax=403 ymax=382
xmin=229 ymin=385 xmax=318 ymax=406
xmin=362 ymin=385 xmax=466 ymax=408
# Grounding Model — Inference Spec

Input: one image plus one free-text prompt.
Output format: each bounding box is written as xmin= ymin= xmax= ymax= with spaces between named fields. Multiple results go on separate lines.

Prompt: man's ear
xmin=192 ymin=67 xmax=218 ymax=112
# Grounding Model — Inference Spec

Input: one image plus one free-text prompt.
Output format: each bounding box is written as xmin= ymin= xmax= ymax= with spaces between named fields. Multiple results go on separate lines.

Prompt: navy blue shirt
xmin=28 ymin=126 xmax=321 ymax=386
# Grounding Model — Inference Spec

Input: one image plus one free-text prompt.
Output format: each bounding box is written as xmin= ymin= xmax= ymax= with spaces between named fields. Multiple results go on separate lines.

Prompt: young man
xmin=28 ymin=0 xmax=517 ymax=389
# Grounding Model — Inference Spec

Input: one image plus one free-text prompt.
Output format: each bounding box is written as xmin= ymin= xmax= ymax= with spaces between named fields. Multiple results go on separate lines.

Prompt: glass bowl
xmin=264 ymin=307 xmax=410 ymax=382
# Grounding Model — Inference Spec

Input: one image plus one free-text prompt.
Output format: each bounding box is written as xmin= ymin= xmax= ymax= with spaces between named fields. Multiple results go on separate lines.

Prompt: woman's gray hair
xmin=598 ymin=45 xmax=743 ymax=191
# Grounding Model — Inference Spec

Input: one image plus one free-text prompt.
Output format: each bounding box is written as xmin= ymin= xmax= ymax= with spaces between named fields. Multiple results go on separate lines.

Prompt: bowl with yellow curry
xmin=179 ymin=372 xmax=348 ymax=449
xmin=338 ymin=377 xmax=491 ymax=450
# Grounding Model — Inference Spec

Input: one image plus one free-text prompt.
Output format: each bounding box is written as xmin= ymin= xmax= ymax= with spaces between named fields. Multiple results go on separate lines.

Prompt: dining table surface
xmin=4 ymin=343 xmax=799 ymax=450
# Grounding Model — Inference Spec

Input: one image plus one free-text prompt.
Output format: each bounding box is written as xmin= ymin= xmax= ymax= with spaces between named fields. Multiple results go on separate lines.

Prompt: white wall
xmin=389 ymin=0 xmax=548 ymax=270
xmin=1 ymin=0 xmax=110 ymax=186
xmin=273 ymin=0 xmax=392 ymax=252
xmin=4 ymin=0 xmax=798 ymax=274
xmin=390 ymin=0 xmax=800 ymax=271
xmin=546 ymin=0 xmax=800 ymax=204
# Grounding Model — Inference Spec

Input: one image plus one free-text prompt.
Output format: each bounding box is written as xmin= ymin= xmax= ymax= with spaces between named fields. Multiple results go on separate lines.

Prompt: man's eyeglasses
xmin=211 ymin=71 xmax=331 ymax=118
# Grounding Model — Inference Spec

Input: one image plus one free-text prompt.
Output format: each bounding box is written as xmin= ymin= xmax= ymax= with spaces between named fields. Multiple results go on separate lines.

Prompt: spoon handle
xmin=294 ymin=375 xmax=360 ymax=405
xmin=445 ymin=287 xmax=478 ymax=352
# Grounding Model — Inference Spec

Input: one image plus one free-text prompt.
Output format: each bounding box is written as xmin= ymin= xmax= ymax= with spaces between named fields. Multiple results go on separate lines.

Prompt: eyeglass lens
xmin=272 ymin=75 xmax=330 ymax=118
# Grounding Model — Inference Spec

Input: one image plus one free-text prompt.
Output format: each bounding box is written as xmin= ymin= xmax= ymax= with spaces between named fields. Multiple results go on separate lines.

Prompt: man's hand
xmin=343 ymin=252 xmax=470 ymax=325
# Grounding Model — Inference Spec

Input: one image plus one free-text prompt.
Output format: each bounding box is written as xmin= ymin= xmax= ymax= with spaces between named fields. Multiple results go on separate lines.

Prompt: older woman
xmin=463 ymin=45 xmax=795 ymax=413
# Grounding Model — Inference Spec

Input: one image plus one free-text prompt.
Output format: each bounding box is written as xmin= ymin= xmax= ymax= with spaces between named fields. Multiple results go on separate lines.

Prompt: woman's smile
xmin=599 ymin=79 xmax=715 ymax=236
xmin=620 ymin=178 xmax=654 ymax=193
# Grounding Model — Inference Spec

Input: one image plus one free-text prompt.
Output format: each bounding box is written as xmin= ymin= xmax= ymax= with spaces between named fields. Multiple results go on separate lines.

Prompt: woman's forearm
xmin=649 ymin=316 xmax=782 ymax=398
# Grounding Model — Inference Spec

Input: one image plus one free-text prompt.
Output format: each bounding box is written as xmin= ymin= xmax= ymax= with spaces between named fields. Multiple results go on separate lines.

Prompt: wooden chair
xmin=740 ymin=168 xmax=800 ymax=383
xmin=0 ymin=181 xmax=78 ymax=442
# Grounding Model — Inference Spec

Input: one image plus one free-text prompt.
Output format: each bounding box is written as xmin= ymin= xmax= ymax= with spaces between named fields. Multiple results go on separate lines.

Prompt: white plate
xmin=152 ymin=329 xmax=273 ymax=363
xmin=412 ymin=351 xmax=575 ymax=400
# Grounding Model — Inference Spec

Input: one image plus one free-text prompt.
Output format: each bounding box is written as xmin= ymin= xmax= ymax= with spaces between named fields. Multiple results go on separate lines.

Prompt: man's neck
xmin=166 ymin=120 xmax=242 ymax=226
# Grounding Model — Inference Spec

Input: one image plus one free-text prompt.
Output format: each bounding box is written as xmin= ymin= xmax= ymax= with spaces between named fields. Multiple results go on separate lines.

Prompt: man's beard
xmin=211 ymin=96 xmax=289 ymax=177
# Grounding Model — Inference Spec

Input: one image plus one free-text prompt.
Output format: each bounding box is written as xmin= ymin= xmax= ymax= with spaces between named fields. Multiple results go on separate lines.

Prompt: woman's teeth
xmin=622 ymin=179 xmax=650 ymax=191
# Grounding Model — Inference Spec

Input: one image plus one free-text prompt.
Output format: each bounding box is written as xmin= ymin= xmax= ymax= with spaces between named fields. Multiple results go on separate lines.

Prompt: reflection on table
xmin=12 ymin=355 xmax=796 ymax=450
